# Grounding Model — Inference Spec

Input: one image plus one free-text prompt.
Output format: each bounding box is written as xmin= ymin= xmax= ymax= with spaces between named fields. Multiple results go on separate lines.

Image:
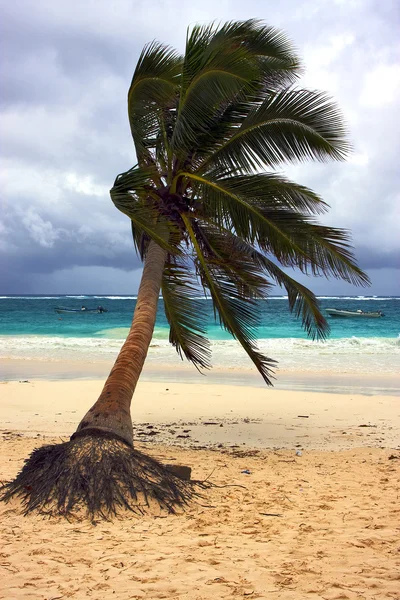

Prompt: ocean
xmin=0 ymin=295 xmax=399 ymax=377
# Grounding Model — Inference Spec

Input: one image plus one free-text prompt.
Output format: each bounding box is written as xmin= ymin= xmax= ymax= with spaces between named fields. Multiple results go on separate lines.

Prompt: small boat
xmin=326 ymin=308 xmax=384 ymax=318
xmin=54 ymin=306 xmax=108 ymax=314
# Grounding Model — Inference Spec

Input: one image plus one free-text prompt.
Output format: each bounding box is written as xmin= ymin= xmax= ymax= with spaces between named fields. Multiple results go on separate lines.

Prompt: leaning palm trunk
xmin=73 ymin=241 xmax=167 ymax=446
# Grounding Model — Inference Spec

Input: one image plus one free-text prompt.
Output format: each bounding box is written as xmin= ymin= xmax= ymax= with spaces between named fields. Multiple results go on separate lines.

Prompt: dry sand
xmin=1 ymin=379 xmax=399 ymax=450
xmin=1 ymin=379 xmax=400 ymax=599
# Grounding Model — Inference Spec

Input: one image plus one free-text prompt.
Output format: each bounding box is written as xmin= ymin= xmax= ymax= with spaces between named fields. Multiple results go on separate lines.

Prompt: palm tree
xmin=1 ymin=19 xmax=369 ymax=518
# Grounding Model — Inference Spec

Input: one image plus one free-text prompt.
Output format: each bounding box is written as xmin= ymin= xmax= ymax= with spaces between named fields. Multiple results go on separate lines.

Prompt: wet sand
xmin=2 ymin=357 xmax=399 ymax=396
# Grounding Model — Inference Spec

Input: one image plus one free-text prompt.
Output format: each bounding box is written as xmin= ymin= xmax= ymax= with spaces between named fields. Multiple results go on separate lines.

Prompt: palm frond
xmin=161 ymin=257 xmax=211 ymax=369
xmin=179 ymin=21 xmax=221 ymax=94
xmin=199 ymin=89 xmax=350 ymax=173
xmin=292 ymin=223 xmax=370 ymax=285
xmin=201 ymin=171 xmax=329 ymax=214
xmin=181 ymin=171 xmax=314 ymax=259
xmin=182 ymin=213 xmax=276 ymax=384
xmin=193 ymin=220 xmax=273 ymax=300
xmin=199 ymin=220 xmax=329 ymax=340
xmin=128 ymin=41 xmax=182 ymax=163
xmin=210 ymin=19 xmax=301 ymax=88
xmin=110 ymin=166 xmax=181 ymax=254
xmin=256 ymin=257 xmax=329 ymax=340
xmin=187 ymin=100 xmax=254 ymax=167
xmin=130 ymin=221 xmax=148 ymax=261
xmin=184 ymin=171 xmax=368 ymax=286
xmin=172 ymin=20 xmax=302 ymax=159
xmin=172 ymin=48 xmax=257 ymax=155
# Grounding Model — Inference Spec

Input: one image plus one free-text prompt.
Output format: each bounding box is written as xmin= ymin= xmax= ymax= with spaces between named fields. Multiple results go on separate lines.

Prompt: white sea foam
xmin=0 ymin=296 xmax=63 ymax=300
xmin=92 ymin=296 xmax=138 ymax=300
xmin=0 ymin=295 xmax=399 ymax=301
xmin=267 ymin=296 xmax=399 ymax=301
xmin=316 ymin=296 xmax=399 ymax=301
xmin=184 ymin=295 xmax=396 ymax=301
xmin=1 ymin=334 xmax=399 ymax=375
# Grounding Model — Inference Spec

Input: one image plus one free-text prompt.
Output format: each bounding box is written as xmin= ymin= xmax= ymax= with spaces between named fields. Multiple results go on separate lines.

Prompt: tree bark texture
xmin=72 ymin=241 xmax=167 ymax=446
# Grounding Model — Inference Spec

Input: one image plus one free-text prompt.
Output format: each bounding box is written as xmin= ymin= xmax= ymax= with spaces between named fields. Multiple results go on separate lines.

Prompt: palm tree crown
xmin=111 ymin=19 xmax=369 ymax=384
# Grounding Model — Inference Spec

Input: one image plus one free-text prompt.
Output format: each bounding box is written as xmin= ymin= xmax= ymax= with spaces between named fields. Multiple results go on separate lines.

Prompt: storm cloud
xmin=1 ymin=0 xmax=399 ymax=294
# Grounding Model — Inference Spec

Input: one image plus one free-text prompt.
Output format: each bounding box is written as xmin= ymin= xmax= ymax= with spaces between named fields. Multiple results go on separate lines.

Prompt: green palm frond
xmin=181 ymin=171 xmax=318 ymax=258
xmin=198 ymin=220 xmax=329 ymax=339
xmin=183 ymin=214 xmax=276 ymax=384
xmin=113 ymin=197 xmax=178 ymax=256
xmin=192 ymin=220 xmax=273 ymax=300
xmin=211 ymin=172 xmax=329 ymax=214
xmin=291 ymin=223 xmax=370 ymax=285
xmin=199 ymin=89 xmax=350 ymax=174
xmin=171 ymin=48 xmax=257 ymax=155
xmin=172 ymin=20 xmax=302 ymax=159
xmin=187 ymin=170 xmax=328 ymax=220
xmin=185 ymin=101 xmax=248 ymax=168
xmin=255 ymin=257 xmax=329 ymax=339
xmin=180 ymin=22 xmax=217 ymax=91
xmin=161 ymin=257 xmax=211 ymax=369
xmin=110 ymin=166 xmax=181 ymax=254
xmin=128 ymin=41 xmax=182 ymax=163
xmin=184 ymin=171 xmax=368 ymax=286
xmin=210 ymin=19 xmax=301 ymax=88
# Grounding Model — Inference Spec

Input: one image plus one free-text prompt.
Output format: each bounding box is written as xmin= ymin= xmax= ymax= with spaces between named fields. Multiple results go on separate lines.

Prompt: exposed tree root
xmin=0 ymin=432 xmax=206 ymax=520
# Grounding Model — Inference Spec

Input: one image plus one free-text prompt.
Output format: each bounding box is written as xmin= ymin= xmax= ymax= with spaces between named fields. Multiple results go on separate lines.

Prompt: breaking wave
xmin=1 ymin=334 xmax=399 ymax=375
xmin=1 ymin=295 xmax=399 ymax=300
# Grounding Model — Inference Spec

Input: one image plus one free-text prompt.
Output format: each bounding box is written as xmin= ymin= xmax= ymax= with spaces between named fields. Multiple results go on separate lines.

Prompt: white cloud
xmin=360 ymin=63 xmax=400 ymax=107
xmin=20 ymin=209 xmax=60 ymax=247
xmin=305 ymin=33 xmax=355 ymax=69
xmin=1 ymin=106 xmax=80 ymax=161
xmin=347 ymin=152 xmax=369 ymax=166
xmin=65 ymin=173 xmax=108 ymax=197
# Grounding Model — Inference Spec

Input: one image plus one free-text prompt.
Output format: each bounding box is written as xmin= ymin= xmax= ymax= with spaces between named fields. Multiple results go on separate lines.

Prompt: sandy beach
xmin=1 ymin=373 xmax=399 ymax=599
xmin=1 ymin=377 xmax=400 ymax=449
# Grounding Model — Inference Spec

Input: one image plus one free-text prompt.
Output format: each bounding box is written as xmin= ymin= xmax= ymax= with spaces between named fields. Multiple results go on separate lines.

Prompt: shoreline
xmin=1 ymin=331 xmax=399 ymax=379
xmin=1 ymin=357 xmax=399 ymax=396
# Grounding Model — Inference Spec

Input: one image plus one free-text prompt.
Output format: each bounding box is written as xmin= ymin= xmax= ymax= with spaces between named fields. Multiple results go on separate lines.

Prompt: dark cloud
xmin=1 ymin=0 xmax=399 ymax=294
xmin=356 ymin=248 xmax=400 ymax=271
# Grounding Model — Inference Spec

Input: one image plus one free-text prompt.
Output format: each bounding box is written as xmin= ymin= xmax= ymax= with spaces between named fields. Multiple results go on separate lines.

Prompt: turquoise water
xmin=1 ymin=295 xmax=399 ymax=375
xmin=0 ymin=295 xmax=399 ymax=339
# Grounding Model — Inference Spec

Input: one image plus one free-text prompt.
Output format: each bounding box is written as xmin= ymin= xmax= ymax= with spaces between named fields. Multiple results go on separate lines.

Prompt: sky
xmin=1 ymin=0 xmax=399 ymax=295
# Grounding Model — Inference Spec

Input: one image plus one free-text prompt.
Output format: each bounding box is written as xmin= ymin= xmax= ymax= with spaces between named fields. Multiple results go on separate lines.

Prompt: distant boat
xmin=326 ymin=308 xmax=384 ymax=319
xmin=54 ymin=306 xmax=108 ymax=314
